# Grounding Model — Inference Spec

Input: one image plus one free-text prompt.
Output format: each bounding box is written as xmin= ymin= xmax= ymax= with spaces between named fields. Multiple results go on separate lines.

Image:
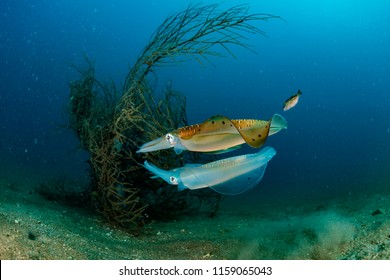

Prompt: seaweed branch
xmin=127 ymin=4 xmax=278 ymax=81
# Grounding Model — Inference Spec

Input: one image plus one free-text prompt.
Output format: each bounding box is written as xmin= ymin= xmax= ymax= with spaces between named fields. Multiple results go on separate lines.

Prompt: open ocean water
xmin=0 ymin=0 xmax=390 ymax=260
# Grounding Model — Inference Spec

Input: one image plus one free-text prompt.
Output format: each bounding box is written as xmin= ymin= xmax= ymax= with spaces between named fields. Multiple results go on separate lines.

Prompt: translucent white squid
xmin=142 ymin=146 xmax=276 ymax=195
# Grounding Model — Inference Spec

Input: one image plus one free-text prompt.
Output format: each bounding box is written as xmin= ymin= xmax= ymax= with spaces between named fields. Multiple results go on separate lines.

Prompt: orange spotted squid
xmin=137 ymin=114 xmax=287 ymax=154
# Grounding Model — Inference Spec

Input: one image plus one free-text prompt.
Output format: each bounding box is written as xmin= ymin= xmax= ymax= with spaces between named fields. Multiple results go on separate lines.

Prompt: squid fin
xmin=210 ymin=164 xmax=268 ymax=195
xmin=269 ymin=114 xmax=288 ymax=136
xmin=186 ymin=115 xmax=237 ymax=138
xmin=231 ymin=119 xmax=271 ymax=148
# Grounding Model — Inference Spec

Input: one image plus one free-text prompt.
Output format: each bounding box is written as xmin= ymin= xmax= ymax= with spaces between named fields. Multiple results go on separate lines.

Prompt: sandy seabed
xmin=1 ymin=177 xmax=390 ymax=260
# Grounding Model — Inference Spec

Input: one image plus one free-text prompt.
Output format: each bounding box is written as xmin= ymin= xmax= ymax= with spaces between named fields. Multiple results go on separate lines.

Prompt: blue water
xmin=1 ymin=0 xmax=389 ymax=203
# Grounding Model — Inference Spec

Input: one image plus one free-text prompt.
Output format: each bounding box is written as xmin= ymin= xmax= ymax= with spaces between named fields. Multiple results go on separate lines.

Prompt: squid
xmin=137 ymin=114 xmax=287 ymax=154
xmin=143 ymin=146 xmax=276 ymax=195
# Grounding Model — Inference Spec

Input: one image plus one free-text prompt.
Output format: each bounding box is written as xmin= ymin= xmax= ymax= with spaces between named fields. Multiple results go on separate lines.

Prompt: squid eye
xmin=165 ymin=133 xmax=176 ymax=144
xmin=169 ymin=176 xmax=178 ymax=185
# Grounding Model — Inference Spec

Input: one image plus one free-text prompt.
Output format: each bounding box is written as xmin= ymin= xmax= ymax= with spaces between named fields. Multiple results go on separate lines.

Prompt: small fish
xmin=137 ymin=114 xmax=287 ymax=154
xmin=283 ymin=89 xmax=302 ymax=111
xmin=142 ymin=147 xmax=276 ymax=195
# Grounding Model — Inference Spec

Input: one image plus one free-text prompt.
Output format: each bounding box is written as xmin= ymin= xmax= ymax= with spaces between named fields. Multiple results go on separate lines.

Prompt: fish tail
xmin=269 ymin=114 xmax=288 ymax=136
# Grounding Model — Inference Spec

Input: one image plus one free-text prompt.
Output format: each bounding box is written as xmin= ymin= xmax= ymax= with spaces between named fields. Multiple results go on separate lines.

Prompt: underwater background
xmin=1 ymin=0 xmax=390 ymax=259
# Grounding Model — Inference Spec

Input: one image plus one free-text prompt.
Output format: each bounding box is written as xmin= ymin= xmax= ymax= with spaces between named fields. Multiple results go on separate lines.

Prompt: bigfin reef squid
xmin=143 ymin=146 xmax=276 ymax=195
xmin=137 ymin=113 xmax=287 ymax=154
